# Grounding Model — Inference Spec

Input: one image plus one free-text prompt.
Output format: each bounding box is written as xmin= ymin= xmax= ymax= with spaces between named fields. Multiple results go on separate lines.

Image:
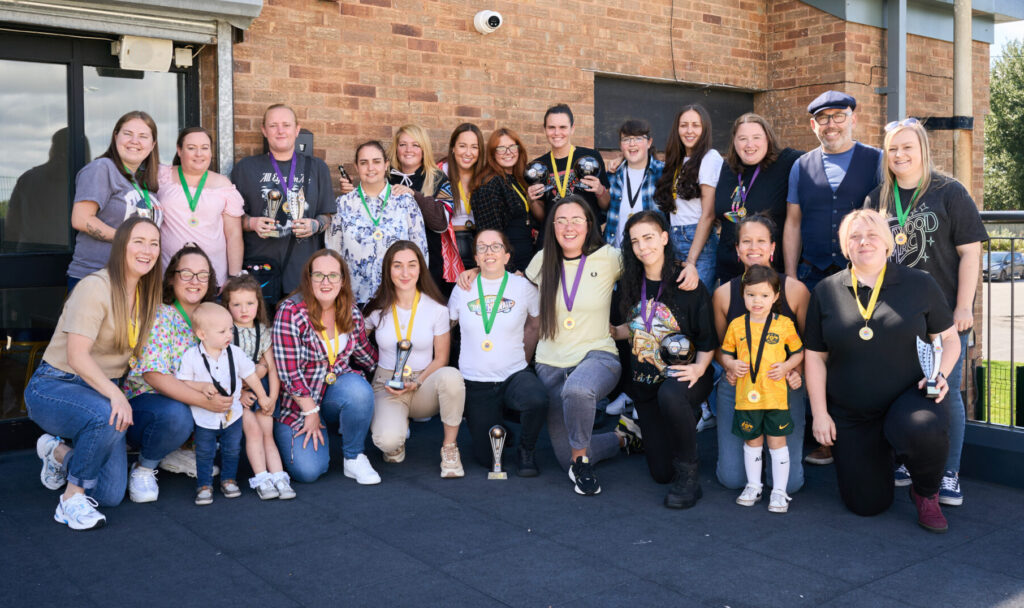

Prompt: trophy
xmin=572 ymin=156 xmax=601 ymax=189
xmin=264 ymin=188 xmax=283 ymax=237
xmin=916 ymin=336 xmax=944 ymax=399
xmin=525 ymin=162 xmax=553 ymax=194
xmin=386 ymin=340 xmax=414 ymax=390
xmin=488 ymin=425 xmax=508 ymax=480
xmin=660 ymin=333 xmax=695 ymax=377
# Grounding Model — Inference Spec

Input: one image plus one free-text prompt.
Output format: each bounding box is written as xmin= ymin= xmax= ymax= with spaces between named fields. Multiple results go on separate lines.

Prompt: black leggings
xmin=631 ymin=367 xmax=715 ymax=484
xmin=463 ymin=369 xmax=549 ymax=468
xmin=832 ymin=386 xmax=950 ymax=516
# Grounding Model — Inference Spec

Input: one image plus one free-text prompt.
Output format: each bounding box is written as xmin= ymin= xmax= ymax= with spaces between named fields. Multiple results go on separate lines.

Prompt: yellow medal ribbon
xmin=550 ymin=146 xmax=575 ymax=198
xmin=128 ymin=288 xmax=140 ymax=368
xmin=849 ymin=264 xmax=886 ymax=332
xmin=671 ymin=166 xmax=681 ymax=200
xmin=510 ymin=181 xmax=529 ymax=213
xmin=321 ymin=323 xmax=339 ymax=370
xmin=457 ymin=182 xmax=471 ymax=214
xmin=392 ymin=291 xmax=421 ymax=343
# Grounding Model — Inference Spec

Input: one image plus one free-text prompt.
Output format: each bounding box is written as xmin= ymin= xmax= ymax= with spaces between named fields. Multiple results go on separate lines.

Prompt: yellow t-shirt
xmin=721 ymin=313 xmax=802 ymax=411
xmin=526 ymin=245 xmax=623 ymax=368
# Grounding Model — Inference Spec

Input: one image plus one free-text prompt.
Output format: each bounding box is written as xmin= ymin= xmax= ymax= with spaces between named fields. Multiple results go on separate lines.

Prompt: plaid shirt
xmin=603 ymin=157 xmax=664 ymax=246
xmin=272 ymin=295 xmax=377 ymax=431
xmin=471 ymin=174 xmax=530 ymax=232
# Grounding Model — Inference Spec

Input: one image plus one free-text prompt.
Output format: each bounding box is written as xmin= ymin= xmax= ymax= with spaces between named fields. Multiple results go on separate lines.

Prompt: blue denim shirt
xmin=604 ymin=157 xmax=664 ymax=247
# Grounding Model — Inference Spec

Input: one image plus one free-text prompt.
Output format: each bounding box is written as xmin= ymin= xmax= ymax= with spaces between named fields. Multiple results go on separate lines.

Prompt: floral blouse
xmin=124 ymin=303 xmax=197 ymax=399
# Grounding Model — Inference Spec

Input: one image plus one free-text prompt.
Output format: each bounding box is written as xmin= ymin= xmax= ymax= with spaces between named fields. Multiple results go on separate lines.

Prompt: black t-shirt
xmin=231 ymin=153 xmax=335 ymax=294
xmin=864 ymin=172 xmax=988 ymax=310
xmin=623 ymin=277 xmax=717 ymax=400
xmin=530 ymin=145 xmax=610 ymax=223
xmin=715 ymin=148 xmax=802 ymax=282
xmin=803 ymin=263 xmax=953 ymax=417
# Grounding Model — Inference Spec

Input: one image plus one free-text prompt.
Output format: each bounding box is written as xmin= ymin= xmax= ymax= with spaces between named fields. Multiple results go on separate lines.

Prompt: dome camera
xmin=474 ymin=10 xmax=503 ymax=34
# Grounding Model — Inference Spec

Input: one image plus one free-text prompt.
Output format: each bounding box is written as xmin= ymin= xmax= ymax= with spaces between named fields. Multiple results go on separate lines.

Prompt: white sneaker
xmin=158 ymin=448 xmax=220 ymax=478
xmin=36 ymin=434 xmax=67 ymax=490
xmin=440 ymin=443 xmax=465 ymax=479
xmin=695 ymin=402 xmax=717 ymax=432
xmin=54 ymin=493 xmax=106 ymax=530
xmin=273 ymin=472 xmax=297 ymax=500
xmin=736 ymin=484 xmax=763 ymax=506
xmin=344 ymin=453 xmax=381 ymax=485
xmin=605 ymin=393 xmax=633 ymax=416
xmin=128 ymin=463 xmax=159 ymax=503
xmin=253 ymin=475 xmax=279 ymax=500
xmin=383 ymin=445 xmax=406 ymax=463
xmin=768 ymin=489 xmax=792 ymax=513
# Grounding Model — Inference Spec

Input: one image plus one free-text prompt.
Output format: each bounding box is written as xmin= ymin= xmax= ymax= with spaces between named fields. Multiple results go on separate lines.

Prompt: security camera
xmin=474 ymin=10 xmax=503 ymax=34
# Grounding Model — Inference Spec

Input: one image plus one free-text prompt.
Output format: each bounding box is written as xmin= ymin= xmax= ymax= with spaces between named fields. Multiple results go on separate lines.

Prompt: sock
xmin=770 ymin=446 xmax=790 ymax=493
xmin=271 ymin=471 xmax=290 ymax=483
xmin=743 ymin=444 xmax=763 ymax=489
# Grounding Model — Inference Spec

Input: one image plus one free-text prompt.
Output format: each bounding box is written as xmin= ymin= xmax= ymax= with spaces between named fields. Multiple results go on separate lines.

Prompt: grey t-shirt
xmin=231 ymin=153 xmax=335 ymax=296
xmin=68 ymin=157 xmax=163 ymax=279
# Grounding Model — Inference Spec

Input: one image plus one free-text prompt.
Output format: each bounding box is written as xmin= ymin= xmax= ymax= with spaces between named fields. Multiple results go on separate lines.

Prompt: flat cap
xmin=808 ymin=90 xmax=856 ymax=115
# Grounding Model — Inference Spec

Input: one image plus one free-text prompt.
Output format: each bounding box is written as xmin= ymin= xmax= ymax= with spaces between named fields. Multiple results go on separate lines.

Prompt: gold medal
xmin=325 ymin=372 xmax=337 ymax=385
xmin=403 ymin=365 xmax=412 ymax=378
xmin=859 ymin=326 xmax=873 ymax=341
xmin=737 ymin=206 xmax=747 ymax=218
xmin=129 ymin=355 xmax=138 ymax=370
xmin=747 ymin=390 xmax=761 ymax=403
xmin=282 ymin=202 xmax=291 ymax=214
xmin=188 ymin=215 xmax=199 ymax=227
xmin=373 ymin=229 xmax=384 ymax=241
xmin=563 ymin=317 xmax=575 ymax=330
xmin=482 ymin=340 xmax=493 ymax=351
xmin=894 ymin=231 xmax=907 ymax=246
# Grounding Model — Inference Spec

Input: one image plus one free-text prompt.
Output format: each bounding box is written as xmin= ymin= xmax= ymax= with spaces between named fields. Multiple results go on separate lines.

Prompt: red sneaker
xmin=910 ymin=487 xmax=948 ymax=533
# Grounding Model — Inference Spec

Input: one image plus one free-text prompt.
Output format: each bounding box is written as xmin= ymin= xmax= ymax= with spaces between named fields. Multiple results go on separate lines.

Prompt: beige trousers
xmin=370 ymin=366 xmax=465 ymax=453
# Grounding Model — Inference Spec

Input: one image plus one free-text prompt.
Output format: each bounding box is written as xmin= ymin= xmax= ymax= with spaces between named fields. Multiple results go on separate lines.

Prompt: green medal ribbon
xmin=892 ymin=179 xmax=923 ymax=228
xmin=357 ymin=184 xmax=391 ymax=227
xmin=174 ymin=300 xmax=193 ymax=329
xmin=178 ymin=166 xmax=208 ymax=215
xmin=125 ymin=166 xmax=152 ymax=210
xmin=476 ymin=272 xmax=509 ymax=335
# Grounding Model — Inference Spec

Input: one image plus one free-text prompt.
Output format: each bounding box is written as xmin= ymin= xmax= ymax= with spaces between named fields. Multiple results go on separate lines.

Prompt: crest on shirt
xmin=468 ymin=296 xmax=515 ymax=316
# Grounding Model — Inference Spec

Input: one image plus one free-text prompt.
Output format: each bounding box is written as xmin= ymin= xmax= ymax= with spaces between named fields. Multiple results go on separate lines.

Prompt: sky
xmin=994 ymin=20 xmax=1024 ymax=62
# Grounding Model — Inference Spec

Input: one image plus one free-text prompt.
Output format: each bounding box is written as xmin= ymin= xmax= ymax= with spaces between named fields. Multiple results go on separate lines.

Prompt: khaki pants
xmin=371 ymin=366 xmax=465 ymax=454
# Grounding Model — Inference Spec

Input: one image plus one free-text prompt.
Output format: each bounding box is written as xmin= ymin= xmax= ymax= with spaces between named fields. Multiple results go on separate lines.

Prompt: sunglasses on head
xmin=884 ymin=117 xmax=920 ymax=132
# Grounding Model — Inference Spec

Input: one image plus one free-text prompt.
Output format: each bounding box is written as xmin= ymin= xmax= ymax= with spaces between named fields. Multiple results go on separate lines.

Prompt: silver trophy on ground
xmin=916 ymin=336 xmax=944 ymax=399
xmin=488 ymin=425 xmax=508 ymax=480
xmin=386 ymin=340 xmax=414 ymax=390
xmin=264 ymin=188 xmax=283 ymax=237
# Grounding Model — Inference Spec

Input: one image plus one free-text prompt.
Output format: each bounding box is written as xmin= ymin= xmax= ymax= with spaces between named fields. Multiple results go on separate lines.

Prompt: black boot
xmin=516 ymin=445 xmax=539 ymax=477
xmin=665 ymin=459 xmax=702 ymax=509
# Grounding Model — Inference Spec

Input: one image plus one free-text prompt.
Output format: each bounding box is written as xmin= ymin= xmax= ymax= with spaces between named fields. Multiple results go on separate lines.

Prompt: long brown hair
xmin=725 ymin=113 xmax=782 ymax=174
xmin=479 ymin=127 xmax=527 ymax=188
xmin=298 ymin=249 xmax=355 ymax=333
xmin=100 ymin=110 xmax=160 ymax=193
xmin=364 ymin=241 xmax=446 ymax=316
xmin=162 ymin=245 xmax=219 ymax=305
xmin=107 ymin=216 xmax=163 ymax=357
xmin=655 ymin=105 xmax=712 ymax=214
xmin=171 ymin=126 xmax=212 ymax=167
xmin=446 ymin=123 xmax=487 ymax=210
xmin=536 ymin=195 xmax=605 ymax=340
xmin=220 ymin=274 xmax=270 ymax=328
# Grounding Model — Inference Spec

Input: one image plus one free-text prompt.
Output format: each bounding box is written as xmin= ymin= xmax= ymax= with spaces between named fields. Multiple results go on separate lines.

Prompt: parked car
xmin=984 ymin=251 xmax=1024 ymax=281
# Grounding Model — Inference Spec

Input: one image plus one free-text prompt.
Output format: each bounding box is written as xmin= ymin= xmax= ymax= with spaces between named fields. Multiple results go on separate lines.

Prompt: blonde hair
xmin=838 ymin=209 xmax=895 ymax=259
xmin=192 ymin=301 xmax=231 ymax=334
xmin=388 ymin=124 xmax=441 ymax=195
xmin=878 ymin=121 xmax=933 ymax=217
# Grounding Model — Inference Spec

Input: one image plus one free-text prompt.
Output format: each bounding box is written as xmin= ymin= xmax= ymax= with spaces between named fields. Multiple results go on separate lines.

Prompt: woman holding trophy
xmin=803 ymin=209 xmax=959 ymax=532
xmin=610 ymin=211 xmax=717 ymax=509
xmin=363 ymin=242 xmax=466 ymax=478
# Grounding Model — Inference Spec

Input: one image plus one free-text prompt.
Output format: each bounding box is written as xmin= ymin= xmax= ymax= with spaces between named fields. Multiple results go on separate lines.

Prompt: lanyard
xmin=357 ymin=184 xmax=391 ymax=227
xmin=625 ymin=165 xmax=646 ymax=211
xmin=392 ymin=291 xmax=421 ymax=342
xmin=458 ymin=182 xmax=471 ymax=214
xmin=550 ymin=146 xmax=575 ymax=198
xmin=232 ymin=324 xmax=262 ymax=364
xmin=477 ymin=272 xmax=509 ymax=335
xmin=128 ymin=288 xmax=140 ymax=350
xmin=269 ymin=154 xmax=296 ymax=194
xmin=509 ymin=179 xmax=530 ymax=213
xmin=849 ymin=264 xmax=886 ymax=326
xmin=639 ymin=279 xmax=663 ymax=333
xmin=125 ymin=167 xmax=151 ymax=210
xmin=732 ymin=166 xmax=761 ymax=212
xmin=173 ymin=300 xmax=193 ymax=329
xmin=560 ymin=255 xmax=587 ymax=313
xmin=321 ymin=323 xmax=339 ymax=370
xmin=200 ymin=346 xmax=237 ymax=397
xmin=178 ymin=166 xmax=208 ymax=215
xmin=744 ymin=313 xmax=774 ymax=387
xmin=893 ymin=180 xmax=922 ymax=228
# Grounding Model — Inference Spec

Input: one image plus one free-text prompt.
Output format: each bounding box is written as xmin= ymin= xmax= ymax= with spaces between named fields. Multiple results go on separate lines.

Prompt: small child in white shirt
xmin=176 ymin=303 xmax=272 ymax=506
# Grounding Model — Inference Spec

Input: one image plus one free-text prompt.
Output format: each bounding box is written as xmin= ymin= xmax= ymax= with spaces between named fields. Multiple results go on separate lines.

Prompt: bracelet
xmin=299 ymin=405 xmax=320 ymax=417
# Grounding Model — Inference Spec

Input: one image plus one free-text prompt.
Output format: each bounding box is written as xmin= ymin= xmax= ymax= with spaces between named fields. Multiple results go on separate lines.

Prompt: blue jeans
xmin=945 ymin=332 xmax=969 ymax=473
xmin=669 ymin=223 xmax=718 ymax=291
xmin=194 ymin=420 xmax=243 ymax=488
xmin=24 ymin=362 xmax=127 ymax=507
xmin=797 ymin=262 xmax=843 ymax=293
xmin=272 ymin=372 xmax=374 ymax=483
xmin=536 ymin=350 xmax=622 ymax=471
xmin=715 ymin=378 xmax=806 ymax=493
xmin=127 ymin=392 xmax=194 ymax=470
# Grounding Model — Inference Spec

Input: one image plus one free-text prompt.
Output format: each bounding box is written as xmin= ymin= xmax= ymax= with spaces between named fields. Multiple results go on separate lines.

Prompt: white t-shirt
xmin=318 ymin=334 xmax=349 ymax=362
xmin=670 ymin=149 xmax=723 ymax=227
xmin=448 ymin=273 xmax=540 ymax=382
xmin=614 ymin=166 xmax=648 ymax=248
xmin=365 ymin=295 xmax=449 ymax=371
xmin=176 ymin=343 xmax=255 ymax=430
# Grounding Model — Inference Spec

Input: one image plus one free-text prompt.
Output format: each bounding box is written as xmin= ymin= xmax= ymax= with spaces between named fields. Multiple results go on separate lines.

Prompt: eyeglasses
xmin=311 ymin=271 xmax=342 ymax=284
xmin=884 ymin=117 xmax=920 ymax=132
xmin=475 ymin=243 xmax=506 ymax=254
xmin=620 ymin=136 xmax=649 ymax=145
xmin=553 ymin=217 xmax=587 ymax=227
xmin=175 ymin=270 xmax=210 ymax=283
xmin=494 ymin=145 xmax=519 ymax=155
xmin=812 ymin=111 xmax=852 ymax=125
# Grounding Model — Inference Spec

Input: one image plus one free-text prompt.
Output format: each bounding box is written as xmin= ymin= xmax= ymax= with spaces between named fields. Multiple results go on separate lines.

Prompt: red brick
xmin=392 ymin=23 xmax=422 ymax=37
xmin=344 ymin=83 xmax=376 ymax=97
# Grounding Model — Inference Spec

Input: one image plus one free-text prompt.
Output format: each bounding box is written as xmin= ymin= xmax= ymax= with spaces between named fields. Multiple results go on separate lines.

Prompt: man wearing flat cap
xmin=783 ymin=91 xmax=881 ymax=291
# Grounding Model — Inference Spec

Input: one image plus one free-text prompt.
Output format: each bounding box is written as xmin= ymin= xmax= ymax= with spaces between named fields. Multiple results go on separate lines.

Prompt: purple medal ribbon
xmin=639 ymin=279 xmax=664 ymax=333
xmin=560 ymin=254 xmax=587 ymax=313
xmin=731 ymin=165 xmax=761 ymax=213
xmin=269 ymin=154 xmax=296 ymax=197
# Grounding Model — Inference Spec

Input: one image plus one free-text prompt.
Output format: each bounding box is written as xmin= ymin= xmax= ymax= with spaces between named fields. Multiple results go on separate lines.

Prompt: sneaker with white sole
xmin=128 ymin=463 xmax=159 ymax=503
xmin=440 ymin=443 xmax=465 ymax=478
xmin=344 ymin=453 xmax=381 ymax=485
xmin=605 ymin=393 xmax=633 ymax=416
xmin=768 ymin=488 xmax=792 ymax=513
xmin=273 ymin=472 xmax=296 ymax=500
xmin=158 ymin=447 xmax=219 ymax=478
xmin=893 ymin=464 xmax=912 ymax=487
xmin=253 ymin=476 xmax=279 ymax=500
xmin=36 ymin=434 xmax=67 ymax=490
xmin=938 ymin=470 xmax=963 ymax=506
xmin=383 ymin=445 xmax=406 ymax=463
xmin=220 ymin=480 xmax=242 ymax=498
xmin=614 ymin=415 xmax=644 ymax=455
xmin=568 ymin=456 xmax=601 ymax=496
xmin=195 ymin=486 xmax=214 ymax=506
xmin=736 ymin=484 xmax=763 ymax=506
xmin=695 ymin=402 xmax=717 ymax=432
xmin=54 ymin=493 xmax=106 ymax=530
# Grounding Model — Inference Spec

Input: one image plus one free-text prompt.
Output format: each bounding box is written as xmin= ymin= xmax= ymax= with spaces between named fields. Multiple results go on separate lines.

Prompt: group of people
xmin=23 ymin=91 xmax=985 ymax=536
